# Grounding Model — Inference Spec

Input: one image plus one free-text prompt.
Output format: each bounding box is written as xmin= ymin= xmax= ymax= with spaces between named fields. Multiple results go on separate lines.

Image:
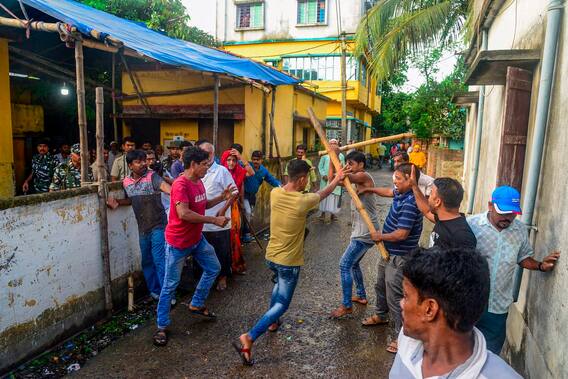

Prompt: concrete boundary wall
xmin=0 ymin=185 xmax=142 ymax=373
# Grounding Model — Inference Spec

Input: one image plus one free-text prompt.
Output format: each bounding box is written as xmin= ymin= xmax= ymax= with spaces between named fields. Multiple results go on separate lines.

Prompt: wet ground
xmin=77 ymin=167 xmax=399 ymax=378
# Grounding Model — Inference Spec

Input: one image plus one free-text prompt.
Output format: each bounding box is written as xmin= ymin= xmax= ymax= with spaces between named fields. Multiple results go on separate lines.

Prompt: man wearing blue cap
xmin=467 ymin=186 xmax=560 ymax=354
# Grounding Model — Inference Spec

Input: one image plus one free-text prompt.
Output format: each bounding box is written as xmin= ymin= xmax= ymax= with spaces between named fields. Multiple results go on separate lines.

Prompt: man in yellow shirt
xmin=233 ymin=159 xmax=347 ymax=365
xmin=408 ymin=144 xmax=427 ymax=170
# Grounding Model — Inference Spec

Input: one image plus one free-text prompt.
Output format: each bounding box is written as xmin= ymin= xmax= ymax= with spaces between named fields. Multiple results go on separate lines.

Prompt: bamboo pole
xmin=318 ymin=132 xmax=415 ymax=156
xmin=269 ymin=87 xmax=283 ymax=178
xmin=127 ymin=275 xmax=134 ymax=312
xmin=75 ymin=40 xmax=89 ymax=184
xmin=96 ymin=87 xmax=113 ymax=314
xmin=120 ymin=53 xmax=151 ymax=114
xmin=213 ymin=75 xmax=220 ymax=153
xmin=112 ymin=54 xmax=118 ymax=142
xmin=308 ymin=108 xmax=389 ymax=261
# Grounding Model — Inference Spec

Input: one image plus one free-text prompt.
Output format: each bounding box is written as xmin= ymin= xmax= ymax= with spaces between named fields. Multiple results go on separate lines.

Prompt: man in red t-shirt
xmin=154 ymin=147 xmax=236 ymax=346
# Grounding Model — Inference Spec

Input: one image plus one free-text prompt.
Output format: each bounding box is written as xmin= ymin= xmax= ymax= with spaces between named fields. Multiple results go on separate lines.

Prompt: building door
xmin=496 ymin=67 xmax=533 ymax=191
xmin=198 ymin=119 xmax=234 ymax=153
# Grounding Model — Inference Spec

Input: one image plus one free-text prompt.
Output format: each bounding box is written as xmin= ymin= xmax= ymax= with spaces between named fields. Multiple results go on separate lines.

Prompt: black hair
xmin=122 ymin=136 xmax=135 ymax=145
xmin=180 ymin=141 xmax=193 ymax=149
xmin=126 ymin=149 xmax=147 ymax=164
xmin=145 ymin=150 xmax=156 ymax=156
xmin=37 ymin=138 xmax=50 ymax=146
xmin=393 ymin=151 xmax=409 ymax=162
xmin=231 ymin=143 xmax=244 ymax=154
xmin=395 ymin=163 xmax=420 ymax=182
xmin=60 ymin=142 xmax=70 ymax=147
xmin=195 ymin=139 xmax=211 ymax=147
xmin=346 ymin=151 xmax=367 ymax=168
xmin=433 ymin=178 xmax=464 ymax=209
xmin=251 ymin=150 xmax=264 ymax=159
xmin=183 ymin=147 xmax=210 ymax=169
xmin=287 ymin=159 xmax=310 ymax=180
xmin=143 ymin=140 xmax=153 ymax=146
xmin=403 ymin=247 xmax=490 ymax=333
xmin=296 ymin=144 xmax=307 ymax=151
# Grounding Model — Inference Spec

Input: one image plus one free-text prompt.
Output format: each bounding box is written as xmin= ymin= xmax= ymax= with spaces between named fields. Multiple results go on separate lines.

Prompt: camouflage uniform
xmin=31 ymin=153 xmax=58 ymax=193
xmin=49 ymin=144 xmax=93 ymax=191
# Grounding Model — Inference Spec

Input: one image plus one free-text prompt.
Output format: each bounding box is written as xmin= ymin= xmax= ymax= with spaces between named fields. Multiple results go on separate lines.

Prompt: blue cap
xmin=491 ymin=186 xmax=522 ymax=215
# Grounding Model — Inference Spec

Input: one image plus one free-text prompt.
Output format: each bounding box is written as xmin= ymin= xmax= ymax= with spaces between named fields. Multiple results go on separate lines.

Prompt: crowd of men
xmin=23 ymin=136 xmax=560 ymax=377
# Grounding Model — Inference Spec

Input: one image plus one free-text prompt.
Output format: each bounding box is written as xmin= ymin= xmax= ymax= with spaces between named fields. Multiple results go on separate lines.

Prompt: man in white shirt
xmin=393 ymin=151 xmax=433 ymax=196
xmin=198 ymin=141 xmax=237 ymax=291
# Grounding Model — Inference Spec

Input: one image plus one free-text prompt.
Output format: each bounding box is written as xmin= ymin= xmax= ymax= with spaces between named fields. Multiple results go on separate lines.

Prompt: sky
xmin=182 ymin=0 xmax=458 ymax=93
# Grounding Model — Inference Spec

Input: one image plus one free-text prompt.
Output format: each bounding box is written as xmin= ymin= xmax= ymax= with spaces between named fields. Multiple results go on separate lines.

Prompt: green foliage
xmin=374 ymin=49 xmax=467 ymax=140
xmin=355 ymin=0 xmax=469 ymax=82
xmin=79 ymin=0 xmax=216 ymax=46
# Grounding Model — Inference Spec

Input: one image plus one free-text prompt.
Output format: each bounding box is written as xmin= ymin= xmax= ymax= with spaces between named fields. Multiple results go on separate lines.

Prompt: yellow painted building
xmin=0 ymin=38 xmax=14 ymax=198
xmin=121 ymin=68 xmax=329 ymax=158
xmin=223 ymin=38 xmax=381 ymax=152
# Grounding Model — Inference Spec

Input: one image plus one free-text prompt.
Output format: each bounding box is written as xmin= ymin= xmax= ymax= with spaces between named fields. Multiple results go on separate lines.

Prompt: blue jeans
xmin=340 ymin=239 xmax=374 ymax=308
xmin=138 ymin=226 xmax=166 ymax=296
xmin=476 ymin=310 xmax=508 ymax=354
xmin=157 ymin=236 xmax=220 ymax=329
xmin=249 ymin=261 xmax=300 ymax=341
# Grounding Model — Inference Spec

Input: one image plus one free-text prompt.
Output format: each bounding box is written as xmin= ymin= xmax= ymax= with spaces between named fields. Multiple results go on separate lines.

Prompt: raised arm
xmin=410 ymin=165 xmax=434 ymax=222
xmin=206 ymin=184 xmax=237 ymax=209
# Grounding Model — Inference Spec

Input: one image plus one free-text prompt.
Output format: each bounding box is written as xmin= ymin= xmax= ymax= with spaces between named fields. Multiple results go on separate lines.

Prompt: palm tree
xmin=355 ymin=0 xmax=470 ymax=81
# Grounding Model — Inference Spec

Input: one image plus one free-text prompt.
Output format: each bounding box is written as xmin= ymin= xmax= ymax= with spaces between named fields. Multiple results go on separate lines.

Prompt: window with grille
xmin=360 ymin=62 xmax=367 ymax=87
xmin=282 ymin=55 xmax=358 ymax=81
xmin=297 ymin=0 xmax=326 ymax=25
xmin=236 ymin=2 xmax=264 ymax=29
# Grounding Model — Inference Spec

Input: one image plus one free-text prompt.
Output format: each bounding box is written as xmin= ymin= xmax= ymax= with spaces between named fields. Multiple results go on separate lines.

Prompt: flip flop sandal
xmin=361 ymin=314 xmax=389 ymax=327
xmin=330 ymin=307 xmax=353 ymax=319
xmin=232 ymin=342 xmax=254 ymax=366
xmin=352 ymin=296 xmax=368 ymax=305
xmin=386 ymin=341 xmax=398 ymax=354
xmin=153 ymin=329 xmax=168 ymax=347
xmin=188 ymin=306 xmax=217 ymax=320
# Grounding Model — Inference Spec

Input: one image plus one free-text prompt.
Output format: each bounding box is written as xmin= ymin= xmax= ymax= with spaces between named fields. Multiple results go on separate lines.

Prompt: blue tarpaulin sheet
xmin=21 ymin=0 xmax=299 ymax=86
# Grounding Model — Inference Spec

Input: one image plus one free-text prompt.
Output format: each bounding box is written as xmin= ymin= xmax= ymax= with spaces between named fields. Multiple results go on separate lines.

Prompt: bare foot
xmin=386 ymin=340 xmax=398 ymax=354
xmin=216 ymin=277 xmax=227 ymax=291
xmin=330 ymin=305 xmax=353 ymax=318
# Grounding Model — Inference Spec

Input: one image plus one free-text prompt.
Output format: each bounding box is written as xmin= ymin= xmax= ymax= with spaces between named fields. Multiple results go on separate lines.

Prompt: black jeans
xmin=201 ymin=230 xmax=232 ymax=277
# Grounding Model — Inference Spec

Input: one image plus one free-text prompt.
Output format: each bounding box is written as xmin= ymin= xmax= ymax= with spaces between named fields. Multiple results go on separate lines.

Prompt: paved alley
xmin=78 ymin=168 xmax=397 ymax=378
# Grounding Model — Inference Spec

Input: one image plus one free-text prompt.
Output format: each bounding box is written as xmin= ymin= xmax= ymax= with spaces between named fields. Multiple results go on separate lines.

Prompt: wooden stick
xmin=120 ymin=53 xmax=152 ymax=114
xmin=318 ymin=132 xmax=415 ymax=156
xmin=238 ymin=203 xmax=264 ymax=252
xmin=269 ymin=87 xmax=283 ymax=178
xmin=127 ymin=275 xmax=134 ymax=312
xmin=112 ymin=53 xmax=118 ymax=141
xmin=308 ymin=108 xmax=390 ymax=261
xmin=75 ymin=40 xmax=89 ymax=184
xmin=213 ymin=75 xmax=220 ymax=153
xmin=96 ymin=87 xmax=113 ymax=314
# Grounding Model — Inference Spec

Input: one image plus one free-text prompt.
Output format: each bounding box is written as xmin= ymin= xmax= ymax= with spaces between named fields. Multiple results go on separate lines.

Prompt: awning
xmin=452 ymin=91 xmax=480 ymax=105
xmin=21 ymin=0 xmax=300 ymax=86
xmin=465 ymin=49 xmax=540 ymax=85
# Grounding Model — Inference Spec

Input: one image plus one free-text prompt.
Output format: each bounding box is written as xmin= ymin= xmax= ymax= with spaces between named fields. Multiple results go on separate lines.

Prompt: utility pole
xmin=340 ymin=32 xmax=348 ymax=144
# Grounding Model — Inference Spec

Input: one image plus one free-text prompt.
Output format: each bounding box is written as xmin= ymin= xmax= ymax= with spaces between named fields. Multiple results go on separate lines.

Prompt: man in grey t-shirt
xmin=330 ymin=151 xmax=379 ymax=319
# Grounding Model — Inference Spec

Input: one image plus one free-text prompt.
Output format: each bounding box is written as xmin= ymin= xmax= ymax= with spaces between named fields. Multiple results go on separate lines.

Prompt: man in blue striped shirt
xmin=358 ymin=163 xmax=423 ymax=354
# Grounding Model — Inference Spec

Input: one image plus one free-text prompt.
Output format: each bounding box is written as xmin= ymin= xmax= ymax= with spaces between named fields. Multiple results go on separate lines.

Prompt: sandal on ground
xmin=351 ymin=296 xmax=368 ymax=305
xmin=361 ymin=314 xmax=389 ymax=326
xmin=232 ymin=342 xmax=254 ymax=366
xmin=153 ymin=329 xmax=168 ymax=346
xmin=386 ymin=341 xmax=398 ymax=354
xmin=330 ymin=306 xmax=353 ymax=319
xmin=188 ymin=306 xmax=217 ymax=320
xmin=268 ymin=319 xmax=282 ymax=332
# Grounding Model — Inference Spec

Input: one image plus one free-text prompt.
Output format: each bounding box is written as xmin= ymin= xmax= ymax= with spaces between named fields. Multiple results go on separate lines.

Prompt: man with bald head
xmin=197 ymin=141 xmax=238 ymax=291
